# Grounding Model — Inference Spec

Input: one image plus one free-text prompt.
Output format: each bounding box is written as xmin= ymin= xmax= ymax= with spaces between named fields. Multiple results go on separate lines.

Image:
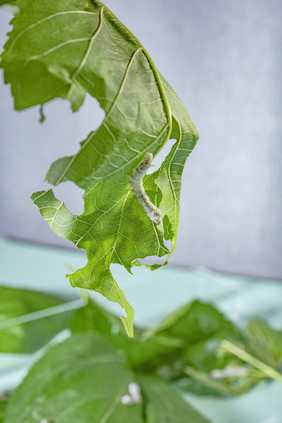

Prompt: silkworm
xmin=129 ymin=152 xmax=162 ymax=225
xmin=121 ymin=382 xmax=142 ymax=405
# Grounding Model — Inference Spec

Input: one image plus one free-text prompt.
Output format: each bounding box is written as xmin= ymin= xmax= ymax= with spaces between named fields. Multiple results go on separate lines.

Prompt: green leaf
xmin=139 ymin=375 xmax=210 ymax=423
xmin=0 ymin=1 xmax=16 ymax=5
xmin=4 ymin=334 xmax=144 ymax=423
xmin=142 ymin=301 xmax=247 ymax=396
xmin=146 ymin=301 xmax=238 ymax=342
xmin=245 ymin=319 xmax=282 ymax=372
xmin=70 ymin=297 xmax=282 ymax=397
xmin=219 ymin=319 xmax=282 ymax=386
xmin=177 ymin=318 xmax=282 ymax=397
xmin=0 ymin=286 xmax=69 ymax=353
xmin=1 ymin=0 xmax=199 ymax=336
xmin=0 ymin=393 xmax=9 ymax=423
xmin=70 ymin=294 xmax=121 ymax=336
xmin=71 ymin=298 xmax=240 ymax=381
xmin=70 ymin=296 xmax=182 ymax=372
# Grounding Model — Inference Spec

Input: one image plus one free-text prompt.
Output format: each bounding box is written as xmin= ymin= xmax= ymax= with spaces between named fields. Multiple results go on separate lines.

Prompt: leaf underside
xmin=1 ymin=0 xmax=199 ymax=336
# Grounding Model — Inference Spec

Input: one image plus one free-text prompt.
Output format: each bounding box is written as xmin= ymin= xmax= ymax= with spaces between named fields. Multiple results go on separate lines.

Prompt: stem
xmin=0 ymin=299 xmax=84 ymax=331
xmin=184 ymin=366 xmax=234 ymax=395
xmin=221 ymin=340 xmax=282 ymax=383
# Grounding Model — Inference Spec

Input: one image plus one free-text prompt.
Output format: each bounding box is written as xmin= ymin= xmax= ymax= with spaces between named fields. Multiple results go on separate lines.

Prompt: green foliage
xmin=4 ymin=334 xmax=143 ymax=423
xmin=72 ymin=297 xmax=282 ymax=397
xmin=4 ymin=334 xmax=208 ymax=423
xmin=1 ymin=287 xmax=282 ymax=422
xmin=245 ymin=319 xmax=282 ymax=372
xmin=0 ymin=394 xmax=9 ymax=423
xmin=0 ymin=1 xmax=16 ymax=5
xmin=0 ymin=0 xmax=199 ymax=336
xmin=73 ymin=302 xmax=179 ymax=373
xmin=139 ymin=375 xmax=208 ymax=423
xmin=0 ymin=286 xmax=69 ymax=353
xmin=1 ymin=1 xmax=280 ymax=421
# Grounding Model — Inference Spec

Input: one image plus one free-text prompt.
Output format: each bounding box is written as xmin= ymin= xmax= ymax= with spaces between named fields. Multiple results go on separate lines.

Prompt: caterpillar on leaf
xmin=129 ymin=152 xmax=162 ymax=225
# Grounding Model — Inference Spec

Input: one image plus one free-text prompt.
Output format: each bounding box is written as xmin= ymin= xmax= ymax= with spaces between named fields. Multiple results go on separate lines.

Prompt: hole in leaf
xmin=41 ymin=93 xmax=105 ymax=159
xmin=52 ymin=182 xmax=85 ymax=216
xmin=147 ymin=138 xmax=176 ymax=174
xmin=39 ymin=94 xmax=106 ymax=216
xmin=138 ymin=255 xmax=168 ymax=267
xmin=163 ymin=238 xmax=172 ymax=250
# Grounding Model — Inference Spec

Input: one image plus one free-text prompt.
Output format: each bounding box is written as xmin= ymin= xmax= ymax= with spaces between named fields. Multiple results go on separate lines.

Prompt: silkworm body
xmin=129 ymin=152 xmax=162 ymax=225
xmin=121 ymin=382 xmax=142 ymax=405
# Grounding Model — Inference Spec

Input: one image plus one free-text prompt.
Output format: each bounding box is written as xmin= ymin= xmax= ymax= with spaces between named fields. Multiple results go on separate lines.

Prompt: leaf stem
xmin=184 ymin=366 xmax=234 ymax=395
xmin=221 ymin=340 xmax=282 ymax=382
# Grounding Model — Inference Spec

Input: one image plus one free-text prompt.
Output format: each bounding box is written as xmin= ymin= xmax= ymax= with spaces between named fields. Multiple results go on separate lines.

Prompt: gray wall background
xmin=0 ymin=0 xmax=281 ymax=279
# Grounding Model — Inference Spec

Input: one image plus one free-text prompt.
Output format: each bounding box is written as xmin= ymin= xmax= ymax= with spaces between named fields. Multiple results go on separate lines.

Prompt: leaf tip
xmin=121 ymin=316 xmax=134 ymax=338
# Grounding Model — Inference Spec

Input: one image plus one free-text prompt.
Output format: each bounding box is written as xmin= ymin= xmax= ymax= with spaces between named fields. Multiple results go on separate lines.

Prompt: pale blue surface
xmin=0 ymin=238 xmax=282 ymax=422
